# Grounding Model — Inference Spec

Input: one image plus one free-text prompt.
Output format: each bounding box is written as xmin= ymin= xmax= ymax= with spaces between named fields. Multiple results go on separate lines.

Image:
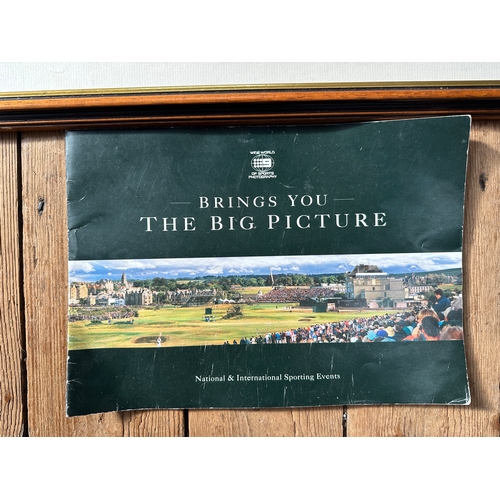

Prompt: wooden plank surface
xmin=21 ymin=132 xmax=184 ymax=436
xmin=16 ymin=121 xmax=500 ymax=437
xmin=346 ymin=120 xmax=500 ymax=436
xmin=189 ymin=408 xmax=343 ymax=437
xmin=0 ymin=133 xmax=25 ymax=436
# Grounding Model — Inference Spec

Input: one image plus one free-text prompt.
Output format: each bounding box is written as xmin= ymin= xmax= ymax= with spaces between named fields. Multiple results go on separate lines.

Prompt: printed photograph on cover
xmin=68 ymin=252 xmax=463 ymax=350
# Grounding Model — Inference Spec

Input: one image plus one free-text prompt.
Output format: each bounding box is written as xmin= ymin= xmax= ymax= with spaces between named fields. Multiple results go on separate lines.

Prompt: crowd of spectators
xmin=256 ymin=286 xmax=340 ymax=303
xmin=224 ymin=290 xmax=463 ymax=345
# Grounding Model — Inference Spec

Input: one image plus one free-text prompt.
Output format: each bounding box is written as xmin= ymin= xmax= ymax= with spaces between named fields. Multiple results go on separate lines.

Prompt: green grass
xmin=68 ymin=303 xmax=396 ymax=350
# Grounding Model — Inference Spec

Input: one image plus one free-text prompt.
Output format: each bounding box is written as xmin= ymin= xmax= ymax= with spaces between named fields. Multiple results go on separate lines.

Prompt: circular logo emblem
xmin=251 ymin=154 xmax=274 ymax=173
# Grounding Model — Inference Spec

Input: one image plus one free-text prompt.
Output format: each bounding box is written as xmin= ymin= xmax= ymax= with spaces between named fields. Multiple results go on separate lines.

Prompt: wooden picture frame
xmin=1 ymin=83 xmax=499 ymax=436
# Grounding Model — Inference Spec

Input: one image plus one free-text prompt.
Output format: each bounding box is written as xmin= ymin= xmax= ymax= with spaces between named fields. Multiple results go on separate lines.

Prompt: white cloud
xmin=100 ymin=260 xmax=157 ymax=270
xmin=69 ymin=251 xmax=462 ymax=282
xmin=69 ymin=274 xmax=95 ymax=282
xmin=68 ymin=262 xmax=95 ymax=272
xmin=205 ymin=266 xmax=224 ymax=275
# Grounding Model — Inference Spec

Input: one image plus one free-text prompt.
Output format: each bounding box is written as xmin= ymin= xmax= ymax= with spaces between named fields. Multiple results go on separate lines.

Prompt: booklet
xmin=66 ymin=116 xmax=471 ymax=416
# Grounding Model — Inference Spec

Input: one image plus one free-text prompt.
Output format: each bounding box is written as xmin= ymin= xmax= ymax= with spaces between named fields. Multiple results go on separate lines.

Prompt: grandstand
xmin=256 ymin=286 xmax=341 ymax=303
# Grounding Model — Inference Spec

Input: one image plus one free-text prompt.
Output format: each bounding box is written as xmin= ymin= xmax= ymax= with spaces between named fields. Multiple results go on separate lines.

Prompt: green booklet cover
xmin=66 ymin=116 xmax=471 ymax=416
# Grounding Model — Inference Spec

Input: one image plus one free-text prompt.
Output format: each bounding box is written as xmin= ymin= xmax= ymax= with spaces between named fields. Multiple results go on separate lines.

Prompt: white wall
xmin=2 ymin=63 xmax=500 ymax=93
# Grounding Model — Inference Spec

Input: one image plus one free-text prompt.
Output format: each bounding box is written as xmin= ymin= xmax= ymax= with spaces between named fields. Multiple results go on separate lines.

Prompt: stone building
xmin=97 ymin=278 xmax=115 ymax=294
xmin=125 ymin=288 xmax=153 ymax=306
xmin=95 ymin=293 xmax=112 ymax=306
xmin=69 ymin=282 xmax=89 ymax=301
xmin=345 ymin=265 xmax=405 ymax=304
xmin=406 ymin=285 xmax=434 ymax=296
xmin=121 ymin=271 xmax=129 ymax=288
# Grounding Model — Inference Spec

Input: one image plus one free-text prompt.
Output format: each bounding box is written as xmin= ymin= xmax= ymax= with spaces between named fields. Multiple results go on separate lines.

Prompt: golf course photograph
xmin=68 ymin=302 xmax=389 ymax=349
xmin=68 ymin=252 xmax=463 ymax=350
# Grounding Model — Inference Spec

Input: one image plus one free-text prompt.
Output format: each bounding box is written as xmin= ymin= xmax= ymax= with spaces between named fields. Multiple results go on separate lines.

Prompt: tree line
xmin=131 ymin=273 xmax=347 ymax=292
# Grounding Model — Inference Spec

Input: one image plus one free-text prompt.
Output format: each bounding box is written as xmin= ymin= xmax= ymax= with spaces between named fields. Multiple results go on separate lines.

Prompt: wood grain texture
xmin=3 ymin=87 xmax=500 ymax=131
xmin=16 ymin=121 xmax=500 ymax=437
xmin=4 ymin=87 xmax=500 ymax=111
xmin=21 ymin=132 xmax=184 ymax=436
xmin=4 ymin=110 xmax=498 ymax=133
xmin=188 ymin=408 xmax=343 ymax=437
xmin=122 ymin=410 xmax=185 ymax=437
xmin=0 ymin=133 xmax=25 ymax=436
xmin=345 ymin=121 xmax=500 ymax=436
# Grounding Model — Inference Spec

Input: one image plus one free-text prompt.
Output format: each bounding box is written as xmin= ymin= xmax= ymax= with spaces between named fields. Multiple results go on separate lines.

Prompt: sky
xmin=69 ymin=251 xmax=461 ymax=283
